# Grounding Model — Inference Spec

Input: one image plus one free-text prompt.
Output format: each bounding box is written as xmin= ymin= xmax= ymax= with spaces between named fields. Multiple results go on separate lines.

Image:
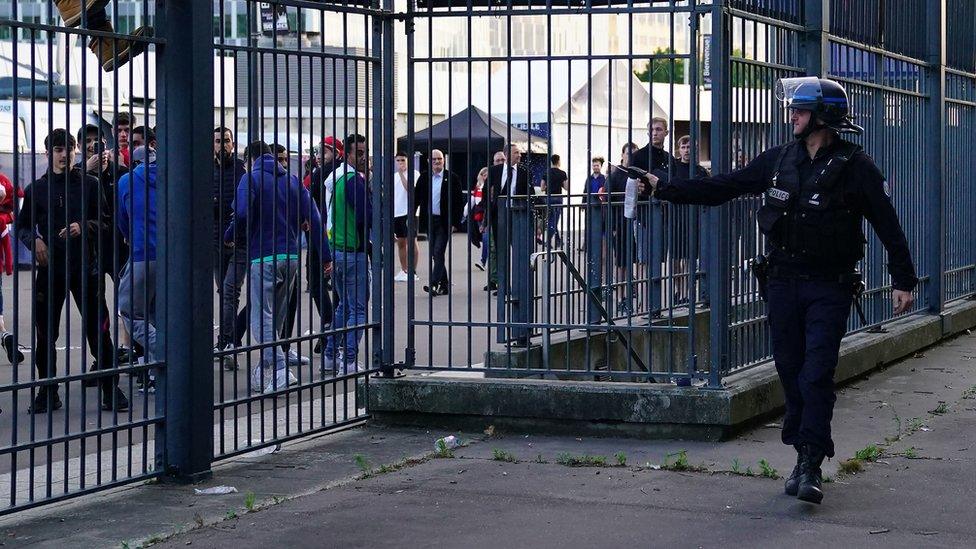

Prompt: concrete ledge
xmin=369 ymin=299 xmax=976 ymax=440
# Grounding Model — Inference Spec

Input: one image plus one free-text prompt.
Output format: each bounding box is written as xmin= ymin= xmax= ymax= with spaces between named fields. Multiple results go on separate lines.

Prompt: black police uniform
xmin=654 ymin=137 xmax=918 ymax=457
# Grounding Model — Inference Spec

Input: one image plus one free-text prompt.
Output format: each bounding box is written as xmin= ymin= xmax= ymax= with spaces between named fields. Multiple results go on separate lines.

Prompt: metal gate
xmin=209 ymin=0 xmax=385 ymax=462
xmin=0 ymin=0 xmax=165 ymax=514
xmin=398 ymin=0 xmax=712 ymax=384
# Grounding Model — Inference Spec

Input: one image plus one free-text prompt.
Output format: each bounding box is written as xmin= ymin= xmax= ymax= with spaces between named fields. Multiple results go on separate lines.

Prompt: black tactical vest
xmin=756 ymin=140 xmax=865 ymax=267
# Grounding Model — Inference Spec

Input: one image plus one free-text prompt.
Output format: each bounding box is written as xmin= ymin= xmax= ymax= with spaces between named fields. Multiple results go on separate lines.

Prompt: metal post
xmin=706 ymin=1 xmax=732 ymax=388
xmin=925 ymin=0 xmax=947 ymax=312
xmin=585 ymin=202 xmax=604 ymax=325
xmin=802 ymin=0 xmax=829 ymax=76
xmin=379 ymin=0 xmax=396 ymax=377
xmin=156 ymin=0 xmax=215 ymax=481
xmin=374 ymin=2 xmax=396 ymax=375
xmin=509 ymin=197 xmax=534 ymax=346
xmin=650 ymin=201 xmax=664 ymax=313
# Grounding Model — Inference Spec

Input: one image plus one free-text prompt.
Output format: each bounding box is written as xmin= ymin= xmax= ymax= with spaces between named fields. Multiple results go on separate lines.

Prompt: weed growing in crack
xmin=855 ymin=445 xmax=883 ymax=462
xmin=930 ymin=401 xmax=948 ymax=415
xmin=731 ymin=458 xmax=742 ymax=474
xmin=661 ymin=450 xmax=708 ymax=473
xmin=244 ymin=492 xmax=256 ymax=512
xmin=758 ymin=459 xmax=779 ymax=479
xmin=615 ymin=452 xmax=627 ymax=467
xmin=492 ymin=449 xmax=517 ymax=463
xmin=354 ymin=454 xmax=371 ymax=476
xmin=904 ymin=446 xmax=918 ymax=459
xmin=838 ymin=459 xmax=864 ymax=475
xmin=556 ymin=453 xmax=608 ymax=467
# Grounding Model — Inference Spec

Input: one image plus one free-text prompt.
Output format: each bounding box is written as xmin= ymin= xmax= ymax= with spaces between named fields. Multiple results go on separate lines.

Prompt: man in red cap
xmin=304 ymin=136 xmax=344 ymax=351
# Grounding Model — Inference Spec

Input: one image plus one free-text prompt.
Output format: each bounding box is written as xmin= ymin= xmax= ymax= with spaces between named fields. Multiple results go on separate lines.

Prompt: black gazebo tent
xmin=397 ymin=105 xmax=543 ymax=181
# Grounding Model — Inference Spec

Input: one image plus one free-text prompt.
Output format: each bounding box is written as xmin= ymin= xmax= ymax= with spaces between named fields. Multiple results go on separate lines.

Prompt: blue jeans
xmin=545 ymin=196 xmax=563 ymax=247
xmin=118 ymin=260 xmax=157 ymax=362
xmin=249 ymin=259 xmax=299 ymax=377
xmin=766 ymin=276 xmax=852 ymax=458
xmin=480 ymin=229 xmax=489 ymax=265
xmin=324 ymin=251 xmax=370 ymax=364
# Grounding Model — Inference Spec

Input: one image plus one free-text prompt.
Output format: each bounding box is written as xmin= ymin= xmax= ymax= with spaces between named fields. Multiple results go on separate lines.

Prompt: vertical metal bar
xmin=925 ymin=0 xmax=946 ymax=312
xmin=802 ymin=0 xmax=829 ymax=76
xmin=156 ymin=0 xmax=214 ymax=481
xmin=379 ymin=0 xmax=396 ymax=375
xmin=687 ymin=4 xmax=700 ymax=382
xmin=707 ymin=0 xmax=732 ymax=388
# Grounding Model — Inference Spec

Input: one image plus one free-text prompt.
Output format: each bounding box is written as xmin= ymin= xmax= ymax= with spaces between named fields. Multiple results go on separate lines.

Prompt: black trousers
xmin=428 ymin=215 xmax=450 ymax=287
xmin=766 ymin=277 xmax=853 ymax=458
xmin=33 ymin=264 xmax=118 ymax=390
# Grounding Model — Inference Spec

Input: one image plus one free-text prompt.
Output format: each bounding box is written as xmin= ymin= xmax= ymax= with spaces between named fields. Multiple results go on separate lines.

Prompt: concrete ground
xmin=0 ymin=327 xmax=973 ymax=548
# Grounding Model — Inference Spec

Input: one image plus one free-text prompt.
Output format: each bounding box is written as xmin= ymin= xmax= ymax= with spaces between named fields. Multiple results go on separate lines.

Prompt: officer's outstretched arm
xmin=649 ymin=148 xmax=778 ymax=206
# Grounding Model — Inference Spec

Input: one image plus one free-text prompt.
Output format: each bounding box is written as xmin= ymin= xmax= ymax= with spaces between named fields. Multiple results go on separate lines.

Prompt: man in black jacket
xmin=415 ymin=149 xmax=465 ymax=296
xmin=212 ymin=126 xmax=248 ymax=368
xmin=485 ymin=143 xmax=531 ymax=291
xmin=16 ymin=129 xmax=129 ymax=414
xmin=78 ymin=124 xmax=129 ymax=279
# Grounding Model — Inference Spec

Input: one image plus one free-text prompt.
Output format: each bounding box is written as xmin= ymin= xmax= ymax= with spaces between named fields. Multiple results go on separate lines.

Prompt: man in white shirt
xmin=392 ymin=151 xmax=420 ymax=282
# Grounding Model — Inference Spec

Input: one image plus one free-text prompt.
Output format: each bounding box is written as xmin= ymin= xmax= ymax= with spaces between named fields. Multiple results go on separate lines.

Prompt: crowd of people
xmin=1 ymin=112 xmax=713 ymax=413
xmin=11 ymin=114 xmax=154 ymax=414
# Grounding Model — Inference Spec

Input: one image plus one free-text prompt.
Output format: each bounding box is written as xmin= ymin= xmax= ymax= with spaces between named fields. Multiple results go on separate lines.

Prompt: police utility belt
xmin=750 ymin=255 xmax=869 ymax=325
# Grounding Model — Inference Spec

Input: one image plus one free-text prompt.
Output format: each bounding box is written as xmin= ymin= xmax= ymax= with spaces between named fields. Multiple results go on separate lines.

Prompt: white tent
xmin=461 ymin=59 xmax=661 ymax=187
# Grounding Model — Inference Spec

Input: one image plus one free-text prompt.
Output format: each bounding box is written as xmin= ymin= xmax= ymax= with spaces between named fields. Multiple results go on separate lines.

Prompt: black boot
xmin=101 ymin=383 xmax=130 ymax=412
xmin=83 ymin=361 xmax=101 ymax=388
xmin=29 ymin=386 xmax=62 ymax=414
xmin=784 ymin=445 xmax=802 ymax=496
xmin=797 ymin=444 xmax=826 ymax=504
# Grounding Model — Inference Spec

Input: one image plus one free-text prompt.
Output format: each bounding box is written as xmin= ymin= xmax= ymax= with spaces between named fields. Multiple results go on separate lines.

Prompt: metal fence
xmin=209 ymin=0 xmax=380 ymax=462
xmin=0 ymin=0 xmax=974 ymax=516
xmin=0 ymin=0 xmax=164 ymax=514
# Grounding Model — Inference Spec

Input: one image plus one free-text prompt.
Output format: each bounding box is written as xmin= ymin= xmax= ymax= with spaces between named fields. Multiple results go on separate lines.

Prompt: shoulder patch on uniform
xmin=882 ymin=180 xmax=891 ymax=198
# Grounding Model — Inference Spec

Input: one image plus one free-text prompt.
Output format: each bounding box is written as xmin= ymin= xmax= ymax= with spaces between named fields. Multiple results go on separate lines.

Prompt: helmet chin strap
xmin=796 ymin=113 xmax=828 ymax=140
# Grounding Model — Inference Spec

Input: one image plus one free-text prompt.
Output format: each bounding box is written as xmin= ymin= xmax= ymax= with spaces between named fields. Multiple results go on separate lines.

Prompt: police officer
xmin=638 ymin=77 xmax=918 ymax=504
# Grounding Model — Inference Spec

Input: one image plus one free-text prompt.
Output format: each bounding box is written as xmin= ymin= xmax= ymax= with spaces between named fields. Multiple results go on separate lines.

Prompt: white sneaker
xmin=338 ymin=360 xmax=359 ymax=377
xmin=250 ymin=367 xmax=268 ymax=393
xmin=394 ymin=270 xmax=409 ymax=282
xmin=264 ymin=370 xmax=298 ymax=393
xmin=321 ymin=353 xmax=341 ymax=376
xmin=286 ymin=349 xmax=310 ymax=366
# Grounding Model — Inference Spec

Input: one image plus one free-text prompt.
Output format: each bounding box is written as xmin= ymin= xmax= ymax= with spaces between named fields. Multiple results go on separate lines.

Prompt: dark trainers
xmin=101 ymin=387 xmax=130 ymax=412
xmin=1 ymin=334 xmax=24 ymax=364
xmin=29 ymin=388 xmax=62 ymax=414
xmin=83 ymin=362 xmax=101 ymax=388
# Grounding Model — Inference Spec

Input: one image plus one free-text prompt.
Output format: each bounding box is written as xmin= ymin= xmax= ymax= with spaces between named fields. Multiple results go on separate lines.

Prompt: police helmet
xmin=775 ymin=76 xmax=863 ymax=134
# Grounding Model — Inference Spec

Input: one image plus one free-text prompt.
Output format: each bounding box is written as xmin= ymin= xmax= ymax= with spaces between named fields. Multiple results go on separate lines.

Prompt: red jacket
xmin=0 ymin=173 xmax=23 ymax=275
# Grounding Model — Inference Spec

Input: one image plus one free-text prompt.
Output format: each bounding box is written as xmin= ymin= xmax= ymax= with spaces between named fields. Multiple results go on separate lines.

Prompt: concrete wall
xmin=369 ymin=300 xmax=976 ymax=440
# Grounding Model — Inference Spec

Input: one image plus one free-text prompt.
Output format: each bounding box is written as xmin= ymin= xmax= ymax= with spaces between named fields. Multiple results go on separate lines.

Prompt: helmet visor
xmin=775 ymin=76 xmax=823 ymax=107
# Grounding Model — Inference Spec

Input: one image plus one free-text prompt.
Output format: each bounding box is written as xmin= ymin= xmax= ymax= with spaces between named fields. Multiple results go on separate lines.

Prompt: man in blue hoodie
xmin=225 ymin=142 xmax=332 ymax=394
xmin=116 ymin=145 xmax=158 ymax=392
